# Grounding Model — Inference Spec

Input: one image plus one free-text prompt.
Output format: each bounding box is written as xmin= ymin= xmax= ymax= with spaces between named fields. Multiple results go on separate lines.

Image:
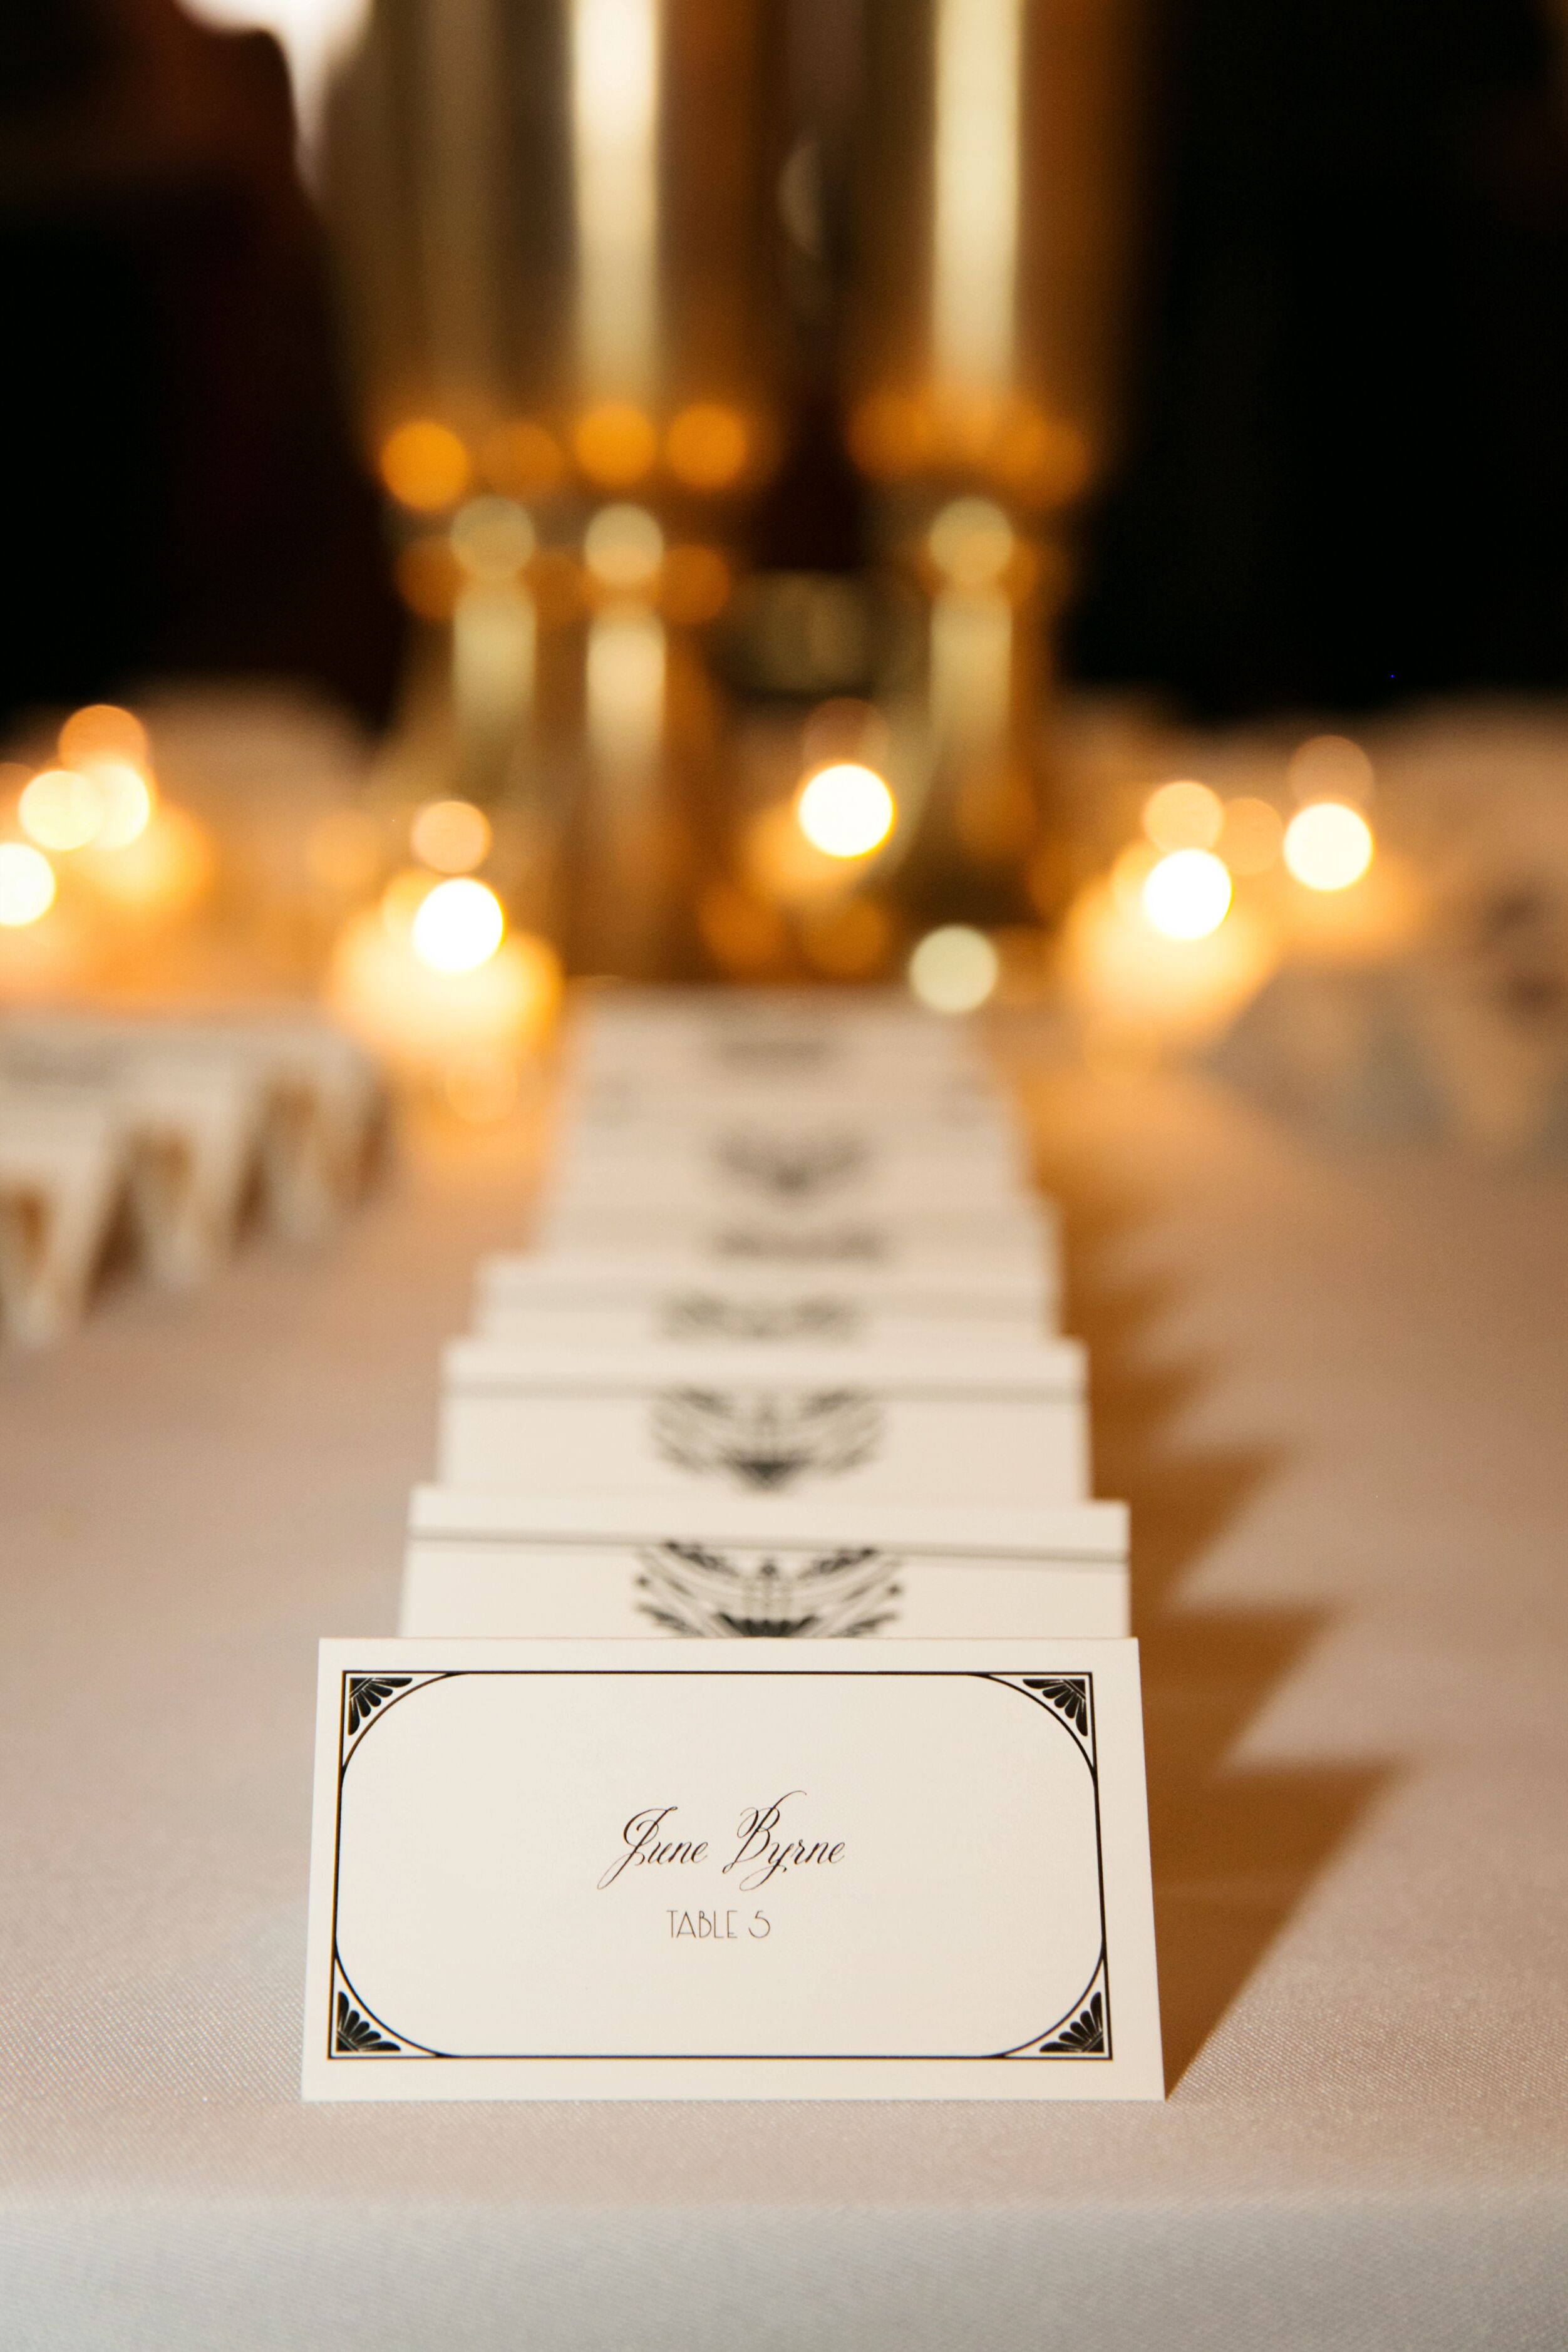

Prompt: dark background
xmin=3 ymin=0 xmax=1567 ymax=734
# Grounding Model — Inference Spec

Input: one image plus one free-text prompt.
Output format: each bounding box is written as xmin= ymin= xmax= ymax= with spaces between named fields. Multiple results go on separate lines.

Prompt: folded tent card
xmin=401 ymin=1489 xmax=1129 ymax=1639
xmin=472 ymin=1251 xmax=1058 ymax=1351
xmin=0 ymin=1008 xmax=382 ymax=1341
xmin=438 ymin=1335 xmax=1091 ymax=1506
xmin=302 ymin=1638 xmax=1162 ymax=2102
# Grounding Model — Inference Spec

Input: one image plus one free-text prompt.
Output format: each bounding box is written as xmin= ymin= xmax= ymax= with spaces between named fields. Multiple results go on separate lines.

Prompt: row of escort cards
xmin=303 ymin=989 xmax=1163 ymax=2099
xmin=405 ymin=987 xmax=1127 ymax=1640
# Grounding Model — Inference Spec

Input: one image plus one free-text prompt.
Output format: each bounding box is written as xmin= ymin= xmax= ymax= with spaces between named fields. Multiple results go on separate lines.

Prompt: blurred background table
xmin=2 ymin=1057 xmax=1564 ymax=2351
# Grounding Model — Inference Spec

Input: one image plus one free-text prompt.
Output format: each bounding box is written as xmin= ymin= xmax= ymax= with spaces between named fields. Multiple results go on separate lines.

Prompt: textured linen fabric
xmin=1 ymin=1068 xmax=1565 ymax=2350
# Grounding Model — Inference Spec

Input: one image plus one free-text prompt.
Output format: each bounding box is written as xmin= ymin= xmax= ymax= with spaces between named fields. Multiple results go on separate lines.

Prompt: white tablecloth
xmin=2 ymin=1065 xmax=1564 ymax=2349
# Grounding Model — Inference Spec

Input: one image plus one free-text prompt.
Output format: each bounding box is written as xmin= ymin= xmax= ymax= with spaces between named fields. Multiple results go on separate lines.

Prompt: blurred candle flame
xmin=0 ymin=842 xmax=57 ymax=926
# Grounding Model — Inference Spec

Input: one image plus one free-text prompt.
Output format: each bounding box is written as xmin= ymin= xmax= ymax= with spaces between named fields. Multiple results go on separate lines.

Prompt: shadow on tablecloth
xmin=1048 ymin=1165 xmax=1395 ymax=2092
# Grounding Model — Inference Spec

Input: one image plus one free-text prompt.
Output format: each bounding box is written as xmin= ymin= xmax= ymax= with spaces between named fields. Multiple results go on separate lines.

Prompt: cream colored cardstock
xmin=303 ymin=1638 xmax=1162 ymax=2101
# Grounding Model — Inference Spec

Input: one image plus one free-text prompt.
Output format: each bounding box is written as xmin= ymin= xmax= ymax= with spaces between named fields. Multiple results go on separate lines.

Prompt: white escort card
xmin=530 ymin=1198 xmax=1056 ymax=1276
xmin=565 ymin=1064 xmax=1012 ymax=1135
xmin=547 ymin=1117 xmax=1028 ymax=1210
xmin=472 ymin=1254 xmax=1058 ymax=1350
xmin=400 ymin=1489 xmax=1129 ymax=1638
xmin=569 ymin=988 xmax=986 ymax=1085
xmin=302 ymin=1638 xmax=1163 ymax=2101
xmin=438 ymin=1336 xmax=1091 ymax=1505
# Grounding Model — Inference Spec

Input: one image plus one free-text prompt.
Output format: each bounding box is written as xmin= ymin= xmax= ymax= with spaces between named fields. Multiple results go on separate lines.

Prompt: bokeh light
xmin=665 ymin=403 xmax=750 ymax=490
xmin=796 ymin=763 xmax=895 ymax=860
xmin=328 ymin=913 xmax=560 ymax=1081
xmin=1110 ymin=839 xmax=1159 ymax=918
xmin=1143 ymin=778 xmax=1222 ymax=853
xmin=1142 ymin=848 xmax=1233 ymax=939
xmin=380 ymin=420 xmax=472 ymax=512
xmin=411 ymin=875 xmax=505 ymax=972
xmin=83 ymin=758 xmax=154 ymax=848
xmin=584 ymin=503 xmax=664 ymax=591
xmin=927 ymin=496 xmax=1014 ymax=587
xmin=907 ymin=924 xmax=999 ymax=1014
xmin=20 ymin=768 xmax=104 ymax=851
xmin=76 ymin=803 xmax=210 ymax=912
xmin=450 ymin=497 xmax=535 ymax=581
xmin=1287 ymin=734 xmax=1375 ymax=806
xmin=58 ymin=704 xmax=148 ymax=771
xmin=411 ymin=798 xmax=492 ymax=875
xmin=574 ymin=402 xmax=658 ymax=487
xmin=1220 ymin=795 xmax=1285 ymax=875
xmin=0 ymin=842 xmax=56 ymax=925
xmin=380 ymin=867 xmax=433 ymax=940
xmin=1283 ymin=802 xmax=1375 ymax=891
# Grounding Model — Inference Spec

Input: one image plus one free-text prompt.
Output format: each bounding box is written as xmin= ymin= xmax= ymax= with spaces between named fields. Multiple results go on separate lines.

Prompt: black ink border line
xmin=326 ymin=1668 xmax=1112 ymax=2064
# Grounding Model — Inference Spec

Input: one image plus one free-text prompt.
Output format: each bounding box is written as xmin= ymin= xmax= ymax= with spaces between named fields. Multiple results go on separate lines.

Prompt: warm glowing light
xmin=574 ymin=401 xmax=659 ymax=487
xmin=450 ymin=497 xmax=535 ymax=581
xmin=0 ymin=842 xmax=56 ymax=925
xmin=908 ymin=924 xmax=999 ymax=1014
xmin=928 ymin=497 xmax=1014 ymax=587
xmin=380 ymin=420 xmax=472 ymax=512
xmin=1110 ymin=840 xmax=1158 ymax=919
xmin=661 ymin=544 xmax=731 ymax=626
xmin=58 ymin=704 xmax=147 ymax=770
xmin=20 ymin=768 xmax=103 ymax=851
xmin=1283 ymin=802 xmax=1375 ymax=892
xmin=411 ymin=876 xmax=505 ymax=972
xmin=1220 ymin=796 xmax=1284 ymax=875
xmin=665 ymin=403 xmax=749 ymax=489
xmin=1288 ymin=734 xmax=1374 ymax=807
xmin=454 ymin=581 xmax=537 ymax=741
xmin=411 ymin=798 xmax=492 ymax=875
xmin=380 ymin=868 xmax=433 ymax=939
xmin=180 ymin=0 xmax=368 ymax=158
xmin=1063 ymin=878 xmax=1277 ymax=1048
xmin=584 ymin=503 xmax=664 ymax=589
xmin=77 ymin=803 xmax=210 ymax=911
xmin=929 ymin=585 xmax=1012 ymax=754
xmin=445 ymin=1050 xmax=522 ymax=1123
xmin=932 ymin=0 xmax=1023 ymax=388
xmin=1142 ymin=848 xmax=1232 ymax=939
xmin=82 ymin=758 xmax=154 ymax=847
xmin=480 ymin=420 xmax=565 ymax=497
xmin=796 ymin=763 xmax=895 ymax=860
xmin=328 ymin=912 xmax=561 ymax=1082
xmin=1143 ymin=779 xmax=1222 ymax=853
xmin=586 ymin=606 xmax=666 ymax=771
xmin=572 ymin=0 xmax=659 ymax=393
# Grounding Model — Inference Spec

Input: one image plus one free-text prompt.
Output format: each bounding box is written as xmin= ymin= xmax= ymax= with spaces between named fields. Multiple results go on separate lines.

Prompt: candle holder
xmin=324 ymin=0 xmax=788 ymax=977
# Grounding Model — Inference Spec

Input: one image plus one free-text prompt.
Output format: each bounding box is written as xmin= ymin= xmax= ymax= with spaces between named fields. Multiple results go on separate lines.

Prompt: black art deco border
xmin=327 ymin=1669 xmax=1110 ymax=2065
